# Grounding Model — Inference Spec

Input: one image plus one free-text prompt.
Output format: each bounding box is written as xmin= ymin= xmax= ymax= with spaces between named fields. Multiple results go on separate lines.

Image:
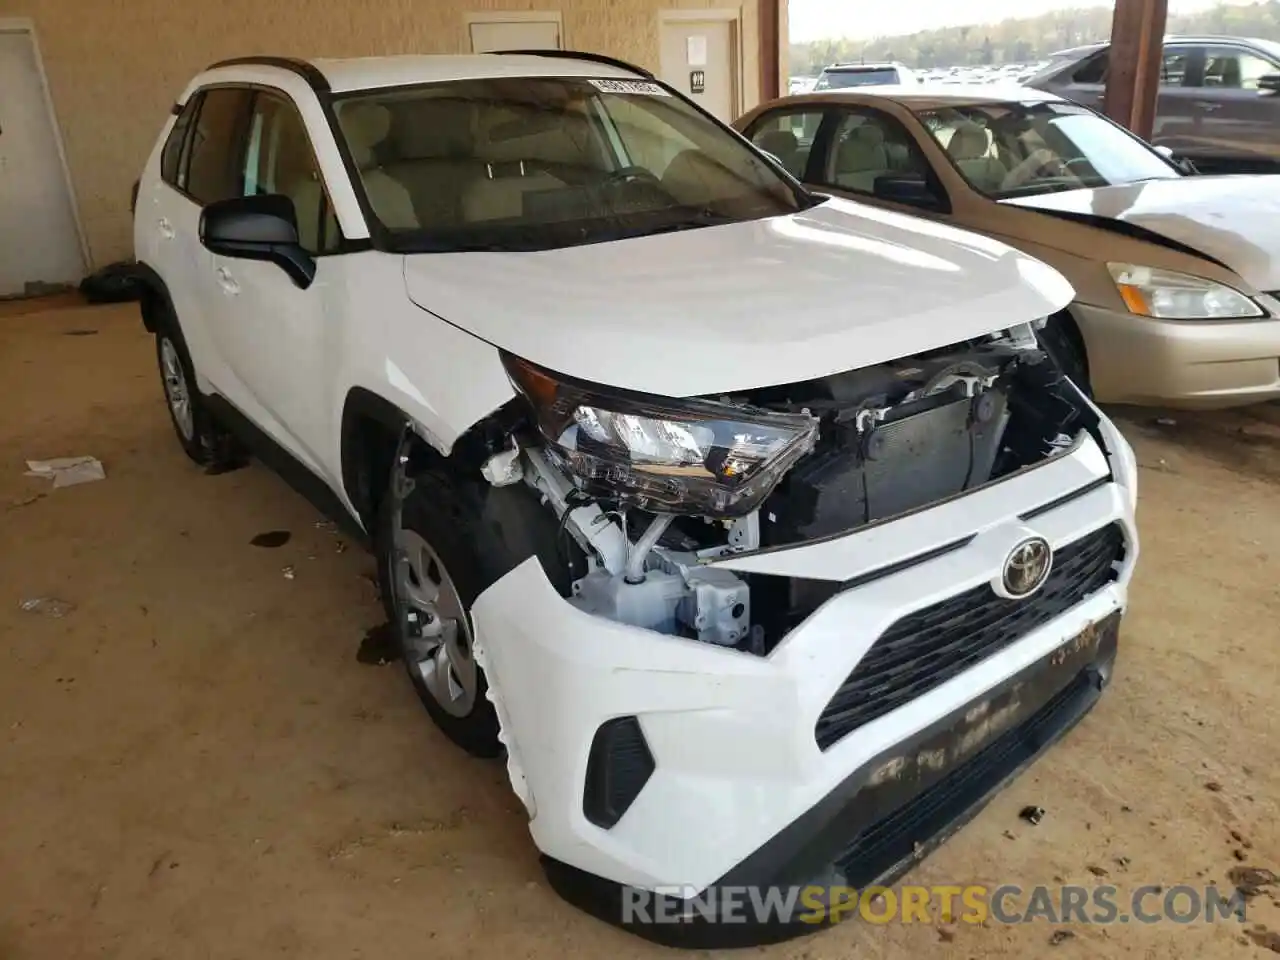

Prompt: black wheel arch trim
xmin=341 ymin=387 xmax=417 ymax=530
xmin=131 ymin=261 xmax=176 ymax=334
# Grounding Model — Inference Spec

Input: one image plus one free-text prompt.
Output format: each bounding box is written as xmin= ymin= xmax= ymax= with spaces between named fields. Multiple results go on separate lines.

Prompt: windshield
xmin=915 ymin=101 xmax=1180 ymax=199
xmin=815 ymin=68 xmax=900 ymax=89
xmin=331 ymin=77 xmax=806 ymax=253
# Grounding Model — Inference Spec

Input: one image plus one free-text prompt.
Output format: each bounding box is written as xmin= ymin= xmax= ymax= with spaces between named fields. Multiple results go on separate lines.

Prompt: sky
xmin=789 ymin=0 xmax=1224 ymax=41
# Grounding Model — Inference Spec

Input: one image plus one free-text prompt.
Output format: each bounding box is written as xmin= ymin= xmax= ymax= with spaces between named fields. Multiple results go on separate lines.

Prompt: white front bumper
xmin=471 ymin=428 xmax=1138 ymax=894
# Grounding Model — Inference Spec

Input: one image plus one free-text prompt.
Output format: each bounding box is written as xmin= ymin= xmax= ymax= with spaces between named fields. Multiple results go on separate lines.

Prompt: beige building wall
xmin=10 ymin=0 xmax=765 ymax=268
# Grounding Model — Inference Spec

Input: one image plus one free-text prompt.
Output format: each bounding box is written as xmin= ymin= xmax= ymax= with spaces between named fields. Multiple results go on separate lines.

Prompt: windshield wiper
xmin=621 ymin=210 xmax=738 ymax=239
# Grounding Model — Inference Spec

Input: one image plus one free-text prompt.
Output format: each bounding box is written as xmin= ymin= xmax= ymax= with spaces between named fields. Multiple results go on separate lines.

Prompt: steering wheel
xmin=605 ymin=166 xmax=666 ymax=189
xmin=1034 ymin=155 xmax=1070 ymax=178
xmin=601 ymin=165 xmax=677 ymax=208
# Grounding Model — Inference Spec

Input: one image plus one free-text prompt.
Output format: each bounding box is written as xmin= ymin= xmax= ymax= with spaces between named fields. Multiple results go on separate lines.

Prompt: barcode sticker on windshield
xmin=589 ymin=78 xmax=670 ymax=96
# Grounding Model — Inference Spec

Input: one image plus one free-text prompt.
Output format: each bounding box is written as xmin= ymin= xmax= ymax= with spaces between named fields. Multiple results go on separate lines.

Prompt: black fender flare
xmin=131 ymin=261 xmax=175 ymax=334
xmin=339 ymin=387 xmax=417 ymax=529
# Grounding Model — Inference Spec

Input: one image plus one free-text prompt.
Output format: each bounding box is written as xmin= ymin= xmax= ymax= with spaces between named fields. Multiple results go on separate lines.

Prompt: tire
xmin=374 ymin=448 xmax=577 ymax=758
xmin=152 ymin=309 xmax=240 ymax=470
xmin=374 ymin=465 xmax=501 ymax=758
xmin=1040 ymin=314 xmax=1092 ymax=398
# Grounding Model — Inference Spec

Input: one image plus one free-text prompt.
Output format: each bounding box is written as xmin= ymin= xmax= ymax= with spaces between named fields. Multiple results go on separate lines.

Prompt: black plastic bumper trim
xmin=541 ymin=612 xmax=1120 ymax=948
xmin=583 ymin=716 xmax=655 ymax=829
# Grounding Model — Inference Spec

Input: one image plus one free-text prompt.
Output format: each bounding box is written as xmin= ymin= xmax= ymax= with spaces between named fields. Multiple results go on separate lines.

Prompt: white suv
xmin=134 ymin=51 xmax=1139 ymax=945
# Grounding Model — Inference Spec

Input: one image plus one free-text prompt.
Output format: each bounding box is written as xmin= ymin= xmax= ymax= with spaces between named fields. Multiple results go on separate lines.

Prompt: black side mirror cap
xmin=1258 ymin=73 xmax=1280 ymax=94
xmin=199 ymin=194 xmax=316 ymax=289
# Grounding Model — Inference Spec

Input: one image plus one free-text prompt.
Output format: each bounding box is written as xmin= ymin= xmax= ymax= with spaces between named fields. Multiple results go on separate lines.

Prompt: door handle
xmin=216 ymin=266 xmax=239 ymax=295
xmin=157 ymin=217 xmax=175 ymax=239
xmin=1194 ymin=101 xmax=1223 ymax=112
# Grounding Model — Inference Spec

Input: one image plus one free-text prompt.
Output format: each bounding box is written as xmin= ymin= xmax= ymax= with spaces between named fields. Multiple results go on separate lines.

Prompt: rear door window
xmin=744 ymin=108 xmax=828 ymax=180
xmin=185 ymin=88 xmax=254 ymax=205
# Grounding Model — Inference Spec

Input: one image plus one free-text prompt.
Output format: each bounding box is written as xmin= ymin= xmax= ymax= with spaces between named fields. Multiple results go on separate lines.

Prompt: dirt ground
xmin=1 ymin=298 xmax=1278 ymax=960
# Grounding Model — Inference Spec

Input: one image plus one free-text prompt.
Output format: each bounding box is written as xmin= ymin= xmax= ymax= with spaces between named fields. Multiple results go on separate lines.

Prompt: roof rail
xmin=492 ymin=48 xmax=654 ymax=79
xmin=206 ymin=56 xmax=331 ymax=92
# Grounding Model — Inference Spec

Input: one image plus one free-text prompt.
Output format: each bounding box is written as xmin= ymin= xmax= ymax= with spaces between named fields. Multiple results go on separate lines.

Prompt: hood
xmin=1005 ymin=176 xmax=1280 ymax=292
xmin=403 ymin=197 xmax=1072 ymax=397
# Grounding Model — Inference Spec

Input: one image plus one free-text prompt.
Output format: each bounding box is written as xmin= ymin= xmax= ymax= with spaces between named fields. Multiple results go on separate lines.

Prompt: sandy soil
xmin=1 ymin=299 xmax=1278 ymax=960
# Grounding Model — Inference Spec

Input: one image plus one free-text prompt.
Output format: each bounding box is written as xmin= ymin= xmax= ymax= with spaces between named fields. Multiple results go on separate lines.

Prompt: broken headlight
xmin=504 ymin=355 xmax=818 ymax=517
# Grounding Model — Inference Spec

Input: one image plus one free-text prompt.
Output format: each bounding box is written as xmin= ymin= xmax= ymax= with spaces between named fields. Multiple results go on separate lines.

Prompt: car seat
xmin=946 ymin=121 xmax=1008 ymax=193
xmin=755 ymin=129 xmax=803 ymax=177
xmin=335 ymin=102 xmax=419 ymax=230
xmin=833 ymin=124 xmax=890 ymax=192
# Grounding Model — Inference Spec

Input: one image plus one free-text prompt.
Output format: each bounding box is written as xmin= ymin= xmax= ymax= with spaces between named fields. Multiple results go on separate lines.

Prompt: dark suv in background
xmin=1029 ymin=35 xmax=1280 ymax=173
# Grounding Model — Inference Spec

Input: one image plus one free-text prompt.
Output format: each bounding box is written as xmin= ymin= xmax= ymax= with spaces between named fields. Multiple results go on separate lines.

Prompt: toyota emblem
xmin=1002 ymin=537 xmax=1053 ymax=598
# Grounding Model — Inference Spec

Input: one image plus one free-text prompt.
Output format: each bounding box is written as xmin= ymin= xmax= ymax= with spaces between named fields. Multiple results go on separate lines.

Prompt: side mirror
xmin=873 ymin=174 xmax=942 ymax=209
xmin=1258 ymin=73 xmax=1280 ymax=94
xmin=1155 ymin=144 xmax=1198 ymax=175
xmin=199 ymin=194 xmax=315 ymax=289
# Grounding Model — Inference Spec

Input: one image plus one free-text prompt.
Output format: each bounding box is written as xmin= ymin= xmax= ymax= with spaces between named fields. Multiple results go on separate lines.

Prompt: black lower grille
xmin=816 ymin=523 xmax=1124 ymax=750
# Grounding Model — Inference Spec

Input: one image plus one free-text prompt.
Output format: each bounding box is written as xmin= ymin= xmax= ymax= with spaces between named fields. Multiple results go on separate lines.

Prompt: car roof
xmin=765 ymin=84 xmax=1065 ymax=111
xmin=1049 ymin=34 xmax=1275 ymax=57
xmin=823 ymin=61 xmax=905 ymax=71
xmin=206 ymin=53 xmax=642 ymax=93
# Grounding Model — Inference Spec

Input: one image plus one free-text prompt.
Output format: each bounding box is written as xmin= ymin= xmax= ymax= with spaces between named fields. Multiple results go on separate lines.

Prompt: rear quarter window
xmin=160 ymin=96 xmax=200 ymax=189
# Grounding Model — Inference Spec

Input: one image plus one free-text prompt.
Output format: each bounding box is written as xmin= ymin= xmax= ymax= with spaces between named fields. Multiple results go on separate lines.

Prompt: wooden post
xmin=759 ymin=0 xmax=781 ymax=103
xmin=1104 ymin=0 xmax=1168 ymax=139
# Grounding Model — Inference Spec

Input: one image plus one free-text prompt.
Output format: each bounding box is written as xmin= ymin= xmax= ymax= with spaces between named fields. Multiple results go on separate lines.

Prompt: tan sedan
xmin=735 ymin=86 xmax=1280 ymax=408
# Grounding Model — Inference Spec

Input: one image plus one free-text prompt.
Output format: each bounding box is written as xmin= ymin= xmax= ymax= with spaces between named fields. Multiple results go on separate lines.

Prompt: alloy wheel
xmin=391 ymin=526 xmax=478 ymax=717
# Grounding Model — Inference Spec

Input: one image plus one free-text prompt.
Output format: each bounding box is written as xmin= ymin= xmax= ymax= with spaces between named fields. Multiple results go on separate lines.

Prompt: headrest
xmin=340 ymin=103 xmax=392 ymax=169
xmin=854 ymin=124 xmax=886 ymax=146
xmin=756 ymin=129 xmax=799 ymax=157
xmin=836 ymin=133 xmax=888 ymax=171
xmin=948 ymin=122 xmax=990 ymax=161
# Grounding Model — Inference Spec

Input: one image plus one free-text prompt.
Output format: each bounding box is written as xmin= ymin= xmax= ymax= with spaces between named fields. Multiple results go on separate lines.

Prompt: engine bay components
xmin=513 ymin=325 xmax=1098 ymax=653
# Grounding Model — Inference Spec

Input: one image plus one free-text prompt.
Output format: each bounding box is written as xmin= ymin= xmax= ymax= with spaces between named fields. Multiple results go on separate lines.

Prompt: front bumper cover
xmin=543 ymin=612 xmax=1120 ymax=948
xmin=470 ymin=429 xmax=1136 ymax=947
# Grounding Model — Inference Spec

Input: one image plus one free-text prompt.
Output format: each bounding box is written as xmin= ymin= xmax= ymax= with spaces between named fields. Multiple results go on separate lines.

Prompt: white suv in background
xmin=133 ymin=51 xmax=1138 ymax=946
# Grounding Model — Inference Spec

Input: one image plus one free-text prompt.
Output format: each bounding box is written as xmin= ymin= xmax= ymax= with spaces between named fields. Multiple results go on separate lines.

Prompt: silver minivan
xmin=1029 ymin=35 xmax=1280 ymax=174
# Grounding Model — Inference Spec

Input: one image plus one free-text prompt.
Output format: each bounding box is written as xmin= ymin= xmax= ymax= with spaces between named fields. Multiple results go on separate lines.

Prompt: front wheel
xmin=376 ymin=460 xmax=504 ymax=758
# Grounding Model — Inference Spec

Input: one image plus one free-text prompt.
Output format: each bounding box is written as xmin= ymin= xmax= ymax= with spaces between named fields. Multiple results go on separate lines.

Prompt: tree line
xmin=789 ymin=0 xmax=1280 ymax=73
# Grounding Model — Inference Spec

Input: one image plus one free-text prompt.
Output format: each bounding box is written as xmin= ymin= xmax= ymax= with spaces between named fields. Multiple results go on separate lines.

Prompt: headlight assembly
xmin=504 ymin=355 xmax=818 ymax=517
xmin=1107 ymin=263 xmax=1265 ymax=320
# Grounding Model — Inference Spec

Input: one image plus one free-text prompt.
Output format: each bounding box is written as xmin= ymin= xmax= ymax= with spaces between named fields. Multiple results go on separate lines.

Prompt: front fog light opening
xmin=583 ymin=716 xmax=655 ymax=829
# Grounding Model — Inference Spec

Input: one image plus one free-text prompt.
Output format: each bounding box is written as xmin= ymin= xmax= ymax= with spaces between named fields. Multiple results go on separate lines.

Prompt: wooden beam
xmin=759 ymin=0 xmax=781 ymax=102
xmin=1104 ymin=0 xmax=1168 ymax=139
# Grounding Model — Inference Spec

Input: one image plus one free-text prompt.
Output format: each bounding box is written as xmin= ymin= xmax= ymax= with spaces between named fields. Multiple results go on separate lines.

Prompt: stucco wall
xmin=10 ymin=0 xmax=762 ymax=268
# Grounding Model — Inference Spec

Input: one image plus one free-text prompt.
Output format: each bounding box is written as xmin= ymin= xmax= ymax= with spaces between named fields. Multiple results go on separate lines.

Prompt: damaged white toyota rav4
xmin=134 ymin=51 xmax=1138 ymax=945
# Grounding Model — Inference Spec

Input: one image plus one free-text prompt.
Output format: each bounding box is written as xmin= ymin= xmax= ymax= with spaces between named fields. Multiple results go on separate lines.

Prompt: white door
xmin=659 ymin=19 xmax=738 ymax=123
xmin=468 ymin=17 xmax=561 ymax=53
xmin=206 ymin=90 xmax=336 ymax=478
xmin=0 ymin=29 xmax=84 ymax=296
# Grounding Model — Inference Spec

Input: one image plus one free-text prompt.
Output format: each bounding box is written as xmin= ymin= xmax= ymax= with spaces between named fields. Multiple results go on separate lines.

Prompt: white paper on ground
xmin=24 ymin=456 xmax=106 ymax=488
